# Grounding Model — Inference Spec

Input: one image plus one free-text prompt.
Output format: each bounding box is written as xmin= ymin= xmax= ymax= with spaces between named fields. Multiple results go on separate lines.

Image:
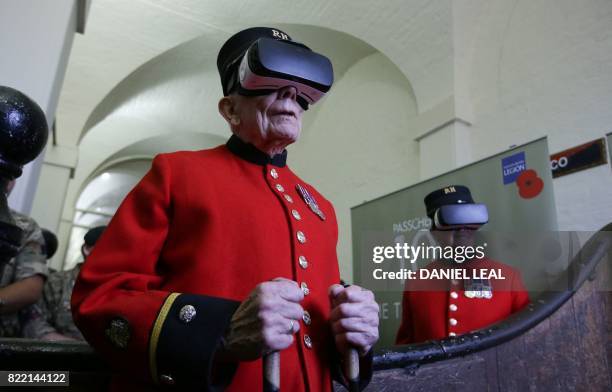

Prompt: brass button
xmin=160 ymin=374 xmax=175 ymax=385
xmin=298 ymin=255 xmax=308 ymax=269
xmin=450 ymin=291 xmax=458 ymax=299
xmin=179 ymin=305 xmax=196 ymax=323
xmin=303 ymin=334 xmax=312 ymax=348
xmin=270 ymin=168 xmax=279 ymax=179
xmin=291 ymin=210 xmax=301 ymax=220
xmin=303 ymin=311 xmax=311 ymax=325
xmin=284 ymin=194 xmax=293 ymax=203
xmin=449 ymin=304 xmax=457 ymax=312
xmin=300 ymin=282 xmax=310 ymax=296
xmin=449 ymin=332 xmax=457 ymax=337
xmin=275 ymin=184 xmax=284 ymax=192
xmin=105 ymin=317 xmax=131 ymax=349
xmin=449 ymin=318 xmax=458 ymax=326
xmin=297 ymin=231 xmax=306 ymax=243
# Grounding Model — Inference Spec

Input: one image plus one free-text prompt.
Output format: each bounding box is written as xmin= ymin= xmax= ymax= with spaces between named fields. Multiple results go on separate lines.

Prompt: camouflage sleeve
xmin=21 ymin=272 xmax=65 ymax=339
xmin=11 ymin=211 xmax=48 ymax=281
xmin=20 ymin=300 xmax=57 ymax=339
xmin=54 ymin=269 xmax=85 ymax=340
xmin=42 ymin=271 xmax=65 ymax=315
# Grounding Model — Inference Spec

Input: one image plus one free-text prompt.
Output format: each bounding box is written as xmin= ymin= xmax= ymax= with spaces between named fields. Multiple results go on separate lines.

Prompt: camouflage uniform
xmin=21 ymin=264 xmax=84 ymax=340
xmin=0 ymin=209 xmax=48 ymax=337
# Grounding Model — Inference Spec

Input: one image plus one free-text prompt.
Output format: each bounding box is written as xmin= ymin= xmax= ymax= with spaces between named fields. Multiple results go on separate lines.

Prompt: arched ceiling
xmin=59 ymin=0 xmax=449 ymax=221
xmin=58 ymin=0 xmax=452 ymax=147
xmin=76 ymin=159 xmax=151 ymax=216
xmin=81 ymin=25 xmax=376 ymax=142
xmin=92 ymin=132 xmax=227 ymax=180
xmin=76 ymin=24 xmax=378 ymax=172
xmin=72 ymin=25 xmax=377 ymax=207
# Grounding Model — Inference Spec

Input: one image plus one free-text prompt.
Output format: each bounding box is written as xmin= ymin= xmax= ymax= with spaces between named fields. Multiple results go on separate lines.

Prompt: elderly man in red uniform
xmin=396 ymin=185 xmax=529 ymax=344
xmin=71 ymin=27 xmax=379 ymax=391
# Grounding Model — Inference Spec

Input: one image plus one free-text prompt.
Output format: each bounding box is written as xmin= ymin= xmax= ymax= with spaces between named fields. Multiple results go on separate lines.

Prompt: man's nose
xmin=278 ymin=85 xmax=298 ymax=100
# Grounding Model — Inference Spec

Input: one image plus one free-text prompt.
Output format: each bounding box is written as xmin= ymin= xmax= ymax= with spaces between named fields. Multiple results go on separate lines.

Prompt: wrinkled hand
xmin=329 ymin=284 xmax=379 ymax=356
xmin=220 ymin=278 xmax=304 ymax=361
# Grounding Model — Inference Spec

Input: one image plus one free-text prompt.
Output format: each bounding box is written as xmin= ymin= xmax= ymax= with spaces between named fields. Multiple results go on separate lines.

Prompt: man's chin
xmin=453 ymin=239 xmax=475 ymax=247
xmin=269 ymin=128 xmax=300 ymax=144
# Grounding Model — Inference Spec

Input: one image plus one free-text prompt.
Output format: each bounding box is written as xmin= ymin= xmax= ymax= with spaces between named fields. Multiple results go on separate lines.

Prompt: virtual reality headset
xmin=433 ymin=204 xmax=489 ymax=230
xmin=231 ymin=38 xmax=334 ymax=110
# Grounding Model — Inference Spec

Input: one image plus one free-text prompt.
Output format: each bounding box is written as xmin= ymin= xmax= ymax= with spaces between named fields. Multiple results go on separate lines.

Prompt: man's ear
xmin=218 ymin=96 xmax=239 ymax=125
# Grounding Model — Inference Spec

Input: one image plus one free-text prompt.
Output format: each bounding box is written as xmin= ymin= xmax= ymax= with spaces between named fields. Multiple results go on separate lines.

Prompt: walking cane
xmin=263 ymin=351 xmax=280 ymax=392
xmin=264 ymin=349 xmax=359 ymax=392
xmin=345 ymin=348 xmax=359 ymax=392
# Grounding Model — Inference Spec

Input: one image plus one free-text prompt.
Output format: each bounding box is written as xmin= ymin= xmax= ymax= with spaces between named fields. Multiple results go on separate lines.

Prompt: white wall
xmin=1 ymin=0 xmax=79 ymax=215
xmin=463 ymin=0 xmax=612 ymax=231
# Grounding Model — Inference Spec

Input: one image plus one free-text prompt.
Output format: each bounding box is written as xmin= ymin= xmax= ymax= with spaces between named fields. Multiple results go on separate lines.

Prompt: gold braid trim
xmin=149 ymin=292 xmax=181 ymax=384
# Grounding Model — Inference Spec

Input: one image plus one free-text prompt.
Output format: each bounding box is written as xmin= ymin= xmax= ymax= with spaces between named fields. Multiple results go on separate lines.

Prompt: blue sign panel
xmin=502 ymin=151 xmax=526 ymax=184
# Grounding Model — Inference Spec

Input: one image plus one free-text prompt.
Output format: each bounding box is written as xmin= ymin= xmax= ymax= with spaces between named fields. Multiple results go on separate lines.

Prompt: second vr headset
xmin=227 ymin=38 xmax=334 ymax=110
xmin=433 ymin=204 xmax=489 ymax=230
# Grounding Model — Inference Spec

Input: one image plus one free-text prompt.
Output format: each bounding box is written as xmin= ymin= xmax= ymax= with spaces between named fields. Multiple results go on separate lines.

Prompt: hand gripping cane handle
xmin=263 ymin=351 xmax=280 ymax=392
xmin=345 ymin=348 xmax=359 ymax=392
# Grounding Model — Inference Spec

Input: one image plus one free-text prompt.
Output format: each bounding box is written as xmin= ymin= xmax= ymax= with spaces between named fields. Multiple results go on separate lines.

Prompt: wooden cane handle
xmin=345 ymin=348 xmax=359 ymax=392
xmin=263 ymin=351 xmax=280 ymax=392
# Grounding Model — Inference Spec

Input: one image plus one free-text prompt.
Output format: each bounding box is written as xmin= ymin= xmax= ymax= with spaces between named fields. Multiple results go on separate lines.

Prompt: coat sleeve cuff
xmin=331 ymin=349 xmax=373 ymax=391
xmin=149 ymin=293 xmax=240 ymax=389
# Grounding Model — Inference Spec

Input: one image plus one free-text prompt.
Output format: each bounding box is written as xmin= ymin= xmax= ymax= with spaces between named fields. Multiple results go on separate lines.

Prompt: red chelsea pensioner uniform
xmin=72 ymin=136 xmax=371 ymax=391
xmin=396 ymin=258 xmax=530 ymax=344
